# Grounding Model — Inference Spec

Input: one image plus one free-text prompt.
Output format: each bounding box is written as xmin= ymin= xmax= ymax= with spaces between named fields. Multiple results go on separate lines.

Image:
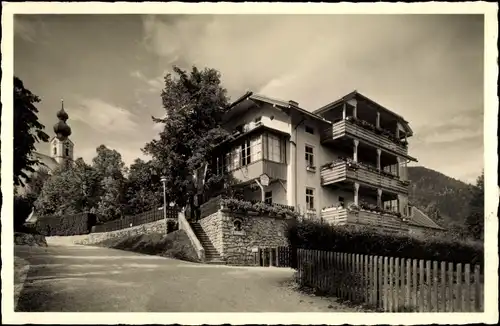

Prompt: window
xmin=233 ymin=219 xmax=242 ymax=232
xmin=240 ymin=139 xmax=252 ymax=166
xmin=53 ymin=147 xmax=57 ymax=155
xmin=265 ymin=191 xmax=272 ymax=204
xmin=305 ymin=126 xmax=314 ymax=135
xmin=216 ymin=156 xmax=227 ymax=175
xmin=65 ymin=147 xmax=70 ymax=156
xmin=384 ymin=199 xmax=398 ymax=212
xmin=306 ymin=188 xmax=315 ymax=210
xmin=338 ymin=196 xmax=345 ymax=208
xmin=250 ymin=135 xmax=262 ymax=162
xmin=305 ymin=145 xmax=314 ymax=167
xmin=266 ymin=133 xmax=282 ymax=163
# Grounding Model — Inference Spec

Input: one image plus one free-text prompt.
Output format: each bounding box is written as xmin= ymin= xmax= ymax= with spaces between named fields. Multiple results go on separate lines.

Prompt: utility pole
xmin=160 ymin=176 xmax=167 ymax=233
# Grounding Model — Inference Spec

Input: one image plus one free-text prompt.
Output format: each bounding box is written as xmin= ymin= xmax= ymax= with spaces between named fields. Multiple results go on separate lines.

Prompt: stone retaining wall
xmin=46 ymin=219 xmax=168 ymax=246
xmin=78 ymin=219 xmax=167 ymax=245
xmin=200 ymin=210 xmax=288 ymax=265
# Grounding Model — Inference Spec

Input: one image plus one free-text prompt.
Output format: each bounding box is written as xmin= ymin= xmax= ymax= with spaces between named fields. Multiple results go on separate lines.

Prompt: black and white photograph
xmin=1 ymin=2 xmax=498 ymax=324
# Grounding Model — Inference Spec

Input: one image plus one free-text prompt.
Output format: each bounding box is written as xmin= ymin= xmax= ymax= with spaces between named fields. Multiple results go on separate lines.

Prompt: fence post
xmin=394 ymin=257 xmax=399 ymax=312
xmin=456 ymin=263 xmax=462 ymax=312
xmin=377 ymin=256 xmax=383 ymax=309
xmin=464 ymin=264 xmax=471 ymax=312
xmin=440 ymin=261 xmax=446 ymax=312
xmin=474 ymin=264 xmax=481 ymax=312
xmin=419 ymin=259 xmax=425 ymax=312
xmin=426 ymin=260 xmax=431 ymax=312
xmin=275 ymin=247 xmax=279 ymax=267
xmin=432 ymin=261 xmax=438 ymax=312
xmin=448 ymin=262 xmax=454 ymax=312
xmin=388 ymin=257 xmax=394 ymax=312
xmin=383 ymin=256 xmax=388 ymax=311
xmin=412 ymin=259 xmax=417 ymax=310
xmin=405 ymin=258 xmax=411 ymax=310
xmin=371 ymin=255 xmax=377 ymax=306
xmin=364 ymin=254 xmax=369 ymax=305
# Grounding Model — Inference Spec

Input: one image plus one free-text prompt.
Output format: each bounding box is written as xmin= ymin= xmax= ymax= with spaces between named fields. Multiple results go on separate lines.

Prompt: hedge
xmin=286 ymin=219 xmax=484 ymax=268
xmin=36 ymin=213 xmax=97 ymax=236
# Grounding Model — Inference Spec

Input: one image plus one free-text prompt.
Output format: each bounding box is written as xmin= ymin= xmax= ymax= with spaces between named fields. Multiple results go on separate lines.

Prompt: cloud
xmin=130 ymin=70 xmax=164 ymax=92
xmin=68 ymin=98 xmax=139 ymax=134
xmin=14 ymin=17 xmax=38 ymax=43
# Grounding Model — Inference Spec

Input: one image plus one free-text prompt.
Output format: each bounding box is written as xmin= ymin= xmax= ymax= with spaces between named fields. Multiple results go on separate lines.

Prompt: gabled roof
xmin=314 ymin=90 xmax=413 ymax=136
xmin=408 ymin=206 xmax=446 ymax=230
xmin=224 ymin=91 xmax=331 ymax=124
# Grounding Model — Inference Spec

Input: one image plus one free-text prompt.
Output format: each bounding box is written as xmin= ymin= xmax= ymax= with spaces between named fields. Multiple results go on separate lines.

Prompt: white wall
xmin=225 ymin=103 xmax=291 ymax=136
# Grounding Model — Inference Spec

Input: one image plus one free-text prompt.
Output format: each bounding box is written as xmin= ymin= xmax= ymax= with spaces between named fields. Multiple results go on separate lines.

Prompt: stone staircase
xmin=190 ymin=222 xmax=225 ymax=265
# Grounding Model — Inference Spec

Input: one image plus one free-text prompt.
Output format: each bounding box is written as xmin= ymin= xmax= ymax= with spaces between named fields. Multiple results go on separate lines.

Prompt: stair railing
xmin=178 ymin=210 xmax=205 ymax=262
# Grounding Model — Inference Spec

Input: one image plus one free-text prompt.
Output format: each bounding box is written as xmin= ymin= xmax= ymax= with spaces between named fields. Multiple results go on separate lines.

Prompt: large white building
xmin=207 ymin=90 xmax=445 ymax=235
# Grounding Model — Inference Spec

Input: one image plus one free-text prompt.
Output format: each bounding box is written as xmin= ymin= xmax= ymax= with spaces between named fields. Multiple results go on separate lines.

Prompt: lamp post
xmin=160 ymin=176 xmax=167 ymax=233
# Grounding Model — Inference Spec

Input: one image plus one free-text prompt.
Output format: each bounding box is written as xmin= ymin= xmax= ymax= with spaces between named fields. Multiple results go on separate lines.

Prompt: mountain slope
xmin=407 ymin=166 xmax=476 ymax=227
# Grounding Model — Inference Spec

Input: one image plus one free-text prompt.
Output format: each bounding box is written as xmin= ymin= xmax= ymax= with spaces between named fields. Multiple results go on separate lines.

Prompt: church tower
xmin=50 ymin=99 xmax=74 ymax=164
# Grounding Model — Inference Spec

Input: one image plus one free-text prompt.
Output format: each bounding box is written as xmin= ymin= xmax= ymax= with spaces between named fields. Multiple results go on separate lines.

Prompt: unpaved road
xmin=15 ymin=244 xmax=356 ymax=312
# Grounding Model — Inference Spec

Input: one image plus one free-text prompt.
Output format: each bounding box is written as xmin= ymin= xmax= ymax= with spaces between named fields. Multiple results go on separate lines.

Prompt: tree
xmin=123 ymin=159 xmax=162 ymax=215
xmin=91 ymin=145 xmax=127 ymax=221
xmin=143 ymin=66 xmax=231 ymax=209
xmin=13 ymin=77 xmax=50 ymax=186
xmin=465 ymin=171 xmax=484 ymax=240
xmin=34 ymin=159 xmax=100 ymax=216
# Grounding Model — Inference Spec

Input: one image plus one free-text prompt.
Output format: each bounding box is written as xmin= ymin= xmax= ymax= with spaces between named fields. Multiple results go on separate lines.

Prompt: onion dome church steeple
xmin=53 ymin=99 xmax=72 ymax=140
xmin=50 ymin=99 xmax=74 ymax=164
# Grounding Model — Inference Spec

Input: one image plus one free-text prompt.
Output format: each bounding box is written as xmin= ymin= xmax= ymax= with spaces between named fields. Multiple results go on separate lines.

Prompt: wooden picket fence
xmin=297 ymin=249 xmax=484 ymax=312
xmin=254 ymin=246 xmax=292 ymax=267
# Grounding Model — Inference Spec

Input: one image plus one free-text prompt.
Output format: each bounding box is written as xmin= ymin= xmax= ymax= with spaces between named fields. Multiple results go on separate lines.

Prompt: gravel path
xmin=15 ymin=244 xmax=358 ymax=312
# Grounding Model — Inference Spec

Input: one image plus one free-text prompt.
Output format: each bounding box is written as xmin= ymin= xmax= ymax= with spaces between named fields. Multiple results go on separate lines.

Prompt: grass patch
xmin=93 ymin=230 xmax=201 ymax=263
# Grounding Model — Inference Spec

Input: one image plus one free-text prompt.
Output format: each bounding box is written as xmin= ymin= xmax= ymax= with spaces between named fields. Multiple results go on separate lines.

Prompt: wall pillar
xmin=376 ymin=112 xmax=380 ymax=128
xmin=287 ymin=125 xmax=297 ymax=207
xmin=342 ymin=103 xmax=347 ymax=120
xmin=354 ymin=182 xmax=360 ymax=206
xmin=397 ymin=156 xmax=405 ymax=180
xmin=395 ymin=123 xmax=400 ymax=139
xmin=353 ymin=102 xmax=357 ymax=119
xmin=376 ymin=148 xmax=382 ymax=172
xmin=353 ymin=139 xmax=359 ymax=162
xmin=377 ymin=188 xmax=383 ymax=208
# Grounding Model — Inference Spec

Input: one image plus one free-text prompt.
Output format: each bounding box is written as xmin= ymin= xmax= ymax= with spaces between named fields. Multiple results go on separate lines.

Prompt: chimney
xmin=289 ymin=100 xmax=299 ymax=107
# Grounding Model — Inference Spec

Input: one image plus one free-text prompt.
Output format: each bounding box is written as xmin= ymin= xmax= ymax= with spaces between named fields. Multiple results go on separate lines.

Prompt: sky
xmin=14 ymin=14 xmax=484 ymax=184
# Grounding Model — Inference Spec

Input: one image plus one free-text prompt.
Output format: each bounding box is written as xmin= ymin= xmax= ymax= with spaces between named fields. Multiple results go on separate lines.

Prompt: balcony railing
xmin=320 ymin=159 xmax=409 ymax=194
xmin=231 ymin=159 xmax=287 ymax=184
xmin=321 ymin=207 xmax=409 ymax=233
xmin=321 ymin=118 xmax=409 ymax=157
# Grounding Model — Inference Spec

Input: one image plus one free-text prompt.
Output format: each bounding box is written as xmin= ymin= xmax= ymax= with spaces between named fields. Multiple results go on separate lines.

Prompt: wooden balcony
xmin=321 ymin=120 xmax=410 ymax=158
xmin=321 ymin=161 xmax=409 ymax=194
xmin=231 ymin=159 xmax=287 ymax=185
xmin=321 ymin=207 xmax=409 ymax=233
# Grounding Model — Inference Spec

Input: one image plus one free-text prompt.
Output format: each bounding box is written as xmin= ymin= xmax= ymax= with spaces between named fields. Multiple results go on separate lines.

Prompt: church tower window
xmin=53 ymin=147 xmax=57 ymax=155
xmin=65 ymin=147 xmax=70 ymax=156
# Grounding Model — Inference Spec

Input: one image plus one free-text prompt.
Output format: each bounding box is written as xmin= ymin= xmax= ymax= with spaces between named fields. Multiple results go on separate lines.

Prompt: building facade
xmin=208 ymin=91 xmax=444 ymax=233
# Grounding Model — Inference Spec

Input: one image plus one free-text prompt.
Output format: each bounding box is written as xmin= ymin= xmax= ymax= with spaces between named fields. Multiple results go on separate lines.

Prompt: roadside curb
xmin=14 ymin=256 xmax=30 ymax=310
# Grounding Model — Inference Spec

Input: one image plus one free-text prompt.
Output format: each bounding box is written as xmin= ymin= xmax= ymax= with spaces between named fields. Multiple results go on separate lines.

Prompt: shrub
xmin=36 ymin=213 xmax=96 ymax=236
xmin=286 ymin=219 xmax=483 ymax=268
xmin=14 ymin=195 xmax=35 ymax=231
